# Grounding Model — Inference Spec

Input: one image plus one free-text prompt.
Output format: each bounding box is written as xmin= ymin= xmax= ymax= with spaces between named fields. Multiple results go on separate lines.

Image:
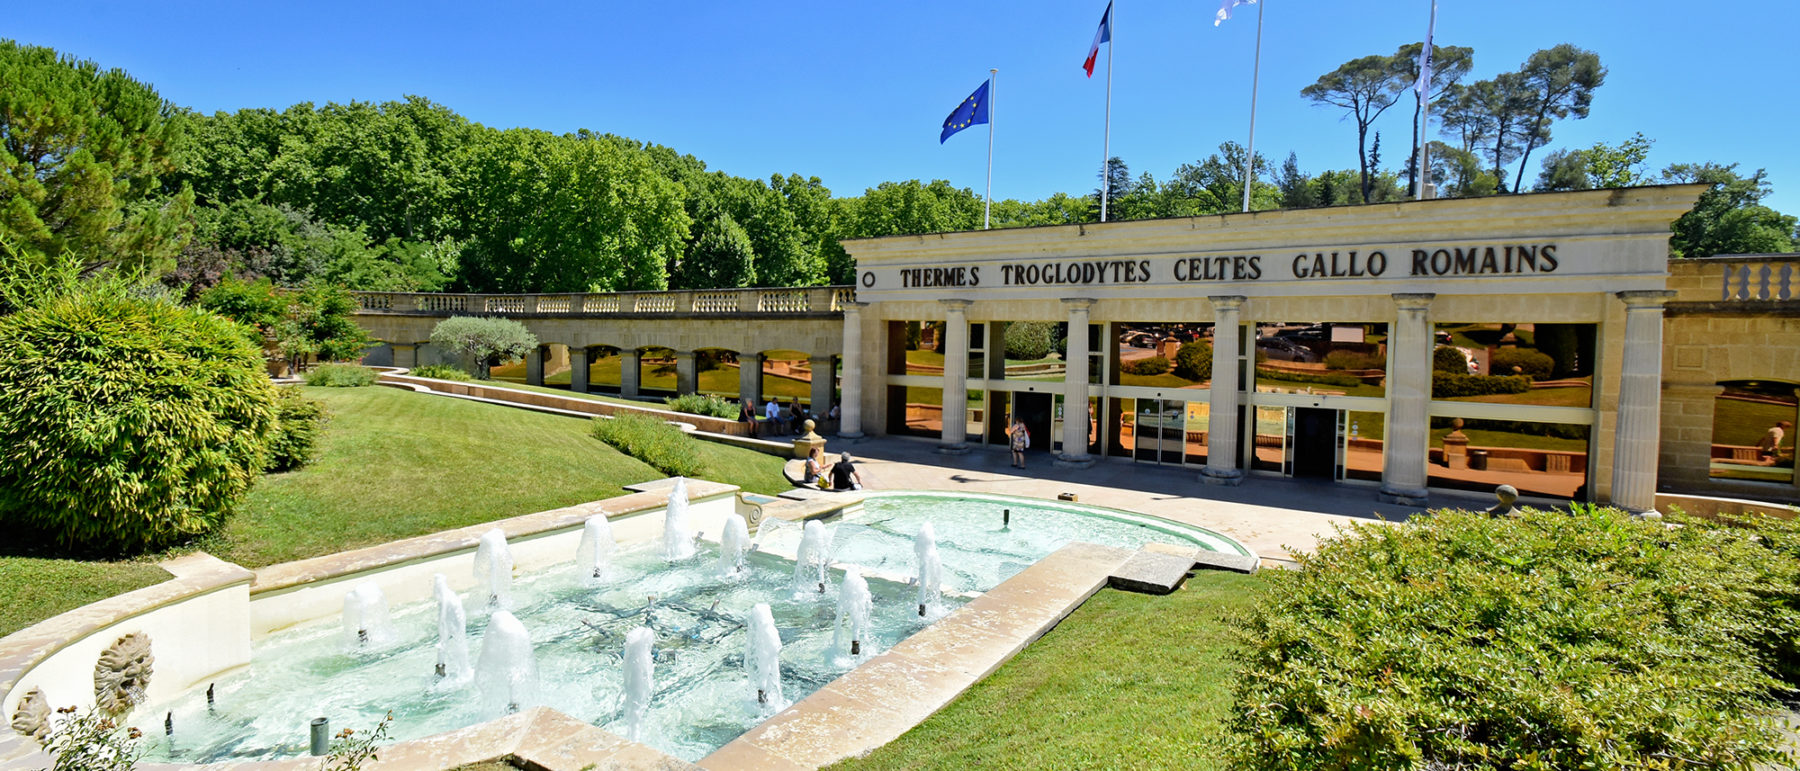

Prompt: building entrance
xmin=1012 ymin=392 xmax=1054 ymax=455
xmin=1292 ymin=407 xmax=1339 ymax=479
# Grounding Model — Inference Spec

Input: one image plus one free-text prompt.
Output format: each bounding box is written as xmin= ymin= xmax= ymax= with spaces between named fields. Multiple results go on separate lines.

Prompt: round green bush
xmin=266 ymin=387 xmax=327 ymax=473
xmin=1432 ymin=345 xmax=1467 ymax=373
xmin=1002 ymin=321 xmax=1056 ymax=361
xmin=1121 ymin=356 xmax=1171 ymax=376
xmin=0 ymin=292 xmax=278 ymax=553
xmin=1490 ymin=347 xmax=1555 ymax=380
xmin=1174 ymin=341 xmax=1213 ymax=381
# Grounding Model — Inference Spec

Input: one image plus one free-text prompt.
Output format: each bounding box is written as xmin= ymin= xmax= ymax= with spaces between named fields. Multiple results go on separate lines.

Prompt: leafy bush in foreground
xmin=267 ymin=387 xmax=328 ymax=472
xmin=590 ymin=413 xmax=701 ymax=477
xmin=408 ymin=363 xmax=472 ymax=381
xmin=1227 ymin=507 xmax=1799 ymax=770
xmin=304 ymin=363 xmax=379 ymax=387
xmin=0 ymin=291 xmax=278 ymax=553
xmin=664 ymin=393 xmax=737 ymax=419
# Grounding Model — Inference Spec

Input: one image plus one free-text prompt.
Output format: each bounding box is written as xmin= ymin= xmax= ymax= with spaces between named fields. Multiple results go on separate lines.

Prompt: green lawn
xmin=834 ymin=570 xmax=1264 ymax=771
xmin=0 ymin=558 xmax=170 ymax=637
xmin=1442 ymin=384 xmax=1594 ymax=408
xmin=1714 ymin=397 xmax=1798 ymax=449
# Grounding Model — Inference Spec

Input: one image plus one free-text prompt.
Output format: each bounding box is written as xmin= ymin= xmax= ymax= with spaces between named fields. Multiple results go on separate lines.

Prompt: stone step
xmin=1108 ymin=549 xmax=1195 ymax=595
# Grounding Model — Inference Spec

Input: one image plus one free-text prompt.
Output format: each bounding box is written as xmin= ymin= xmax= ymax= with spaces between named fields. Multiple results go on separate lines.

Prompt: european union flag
xmin=940 ymin=80 xmax=990 ymax=144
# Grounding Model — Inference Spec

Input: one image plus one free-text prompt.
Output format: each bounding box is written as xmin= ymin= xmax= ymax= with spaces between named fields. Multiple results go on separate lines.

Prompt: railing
xmin=348 ymin=286 xmax=854 ymax=316
xmin=1720 ymin=260 xmax=1797 ymax=301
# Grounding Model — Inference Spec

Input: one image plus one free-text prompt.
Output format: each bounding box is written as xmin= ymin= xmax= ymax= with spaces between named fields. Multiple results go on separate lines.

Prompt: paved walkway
xmin=831 ymin=437 xmax=1510 ymax=565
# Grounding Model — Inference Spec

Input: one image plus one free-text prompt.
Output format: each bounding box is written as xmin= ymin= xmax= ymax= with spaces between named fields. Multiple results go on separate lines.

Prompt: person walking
xmin=1007 ymin=416 xmax=1029 ymax=469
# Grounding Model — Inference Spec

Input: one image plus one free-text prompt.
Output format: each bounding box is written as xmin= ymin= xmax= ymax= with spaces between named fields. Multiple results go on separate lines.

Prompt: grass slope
xmin=834 ymin=571 xmax=1264 ymax=770
xmin=0 ymin=558 xmax=170 ymax=638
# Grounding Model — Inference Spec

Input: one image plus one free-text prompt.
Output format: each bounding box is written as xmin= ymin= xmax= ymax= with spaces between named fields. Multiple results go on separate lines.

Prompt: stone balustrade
xmin=350 ymin=286 xmax=854 ymax=316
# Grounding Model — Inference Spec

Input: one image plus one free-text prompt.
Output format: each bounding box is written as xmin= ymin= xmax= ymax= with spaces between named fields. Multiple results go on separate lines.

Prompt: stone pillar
xmin=809 ymin=355 xmax=835 ymax=418
xmin=621 ymin=349 xmax=641 ymax=398
xmin=1202 ymin=297 xmax=1247 ymax=484
xmin=1611 ymin=290 xmax=1676 ymax=514
xmin=674 ymin=351 xmax=698 ymax=395
xmin=937 ymin=299 xmax=972 ymax=454
xmin=526 ymin=345 xmax=546 ymax=386
xmin=1057 ymin=298 xmax=1097 ymax=468
xmin=839 ymin=303 xmax=866 ymax=439
xmin=569 ymin=347 xmax=590 ymax=393
xmin=1380 ymin=293 xmax=1436 ymax=505
xmin=738 ymin=353 xmax=764 ymax=408
xmin=391 ymin=343 xmax=419 ymax=370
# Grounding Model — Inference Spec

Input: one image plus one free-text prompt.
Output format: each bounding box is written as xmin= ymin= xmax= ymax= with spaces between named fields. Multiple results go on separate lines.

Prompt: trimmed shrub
xmin=1431 ymin=372 xmax=1530 ymax=399
xmin=303 ymin=363 xmax=378 ymax=387
xmin=1432 ymin=345 xmax=1467 ymax=373
xmin=1003 ymin=321 xmax=1056 ymax=361
xmin=429 ymin=316 xmax=538 ymax=379
xmin=1490 ymin=346 xmax=1555 ymax=380
xmin=0 ymin=291 xmax=278 ymax=553
xmin=1257 ymin=369 xmax=1364 ymax=388
xmin=664 ymin=393 xmax=737 ymax=419
xmin=1173 ymin=341 xmax=1212 ymax=381
xmin=267 ymin=387 xmax=327 ymax=472
xmin=590 ymin=413 xmax=702 ymax=477
xmin=408 ymin=363 xmax=473 ymax=381
xmin=1324 ymin=349 xmax=1383 ymax=370
xmin=1228 ymin=507 xmax=1800 ymax=769
xmin=1121 ymin=356 xmax=1171 ymax=376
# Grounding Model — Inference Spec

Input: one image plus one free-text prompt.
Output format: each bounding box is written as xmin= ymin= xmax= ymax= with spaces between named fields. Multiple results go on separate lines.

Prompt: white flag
xmin=1215 ymin=0 xmax=1257 ymax=27
xmin=1415 ymin=1 xmax=1437 ymax=98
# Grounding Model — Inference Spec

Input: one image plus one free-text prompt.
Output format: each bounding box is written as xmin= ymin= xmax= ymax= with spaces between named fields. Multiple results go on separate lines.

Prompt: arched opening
xmin=1709 ymin=379 xmax=1798 ymax=484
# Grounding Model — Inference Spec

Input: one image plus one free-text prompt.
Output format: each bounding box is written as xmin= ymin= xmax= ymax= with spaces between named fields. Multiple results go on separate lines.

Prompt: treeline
xmin=2 ymin=39 xmax=1794 ymax=301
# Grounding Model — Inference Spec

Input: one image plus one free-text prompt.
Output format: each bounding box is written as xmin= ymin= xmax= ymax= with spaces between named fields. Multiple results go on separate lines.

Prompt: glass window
xmin=1253 ymin=322 xmax=1387 ymax=397
xmin=887 ymin=384 xmax=943 ymax=439
xmin=966 ymin=390 xmax=986 ymax=444
xmin=1709 ymin=380 xmax=1797 ymax=484
xmin=1426 ymin=417 xmax=1590 ymax=499
xmin=1344 ymin=411 xmax=1383 ymax=482
xmin=1108 ymin=398 xmax=1136 ymax=458
xmin=1114 ymin=322 xmax=1213 ymax=388
xmin=1251 ymin=406 xmax=1288 ymax=473
xmin=1431 ymin=323 xmax=1595 ymax=408
xmin=1183 ymin=401 xmax=1211 ymax=465
xmin=999 ymin=321 xmax=1065 ymax=382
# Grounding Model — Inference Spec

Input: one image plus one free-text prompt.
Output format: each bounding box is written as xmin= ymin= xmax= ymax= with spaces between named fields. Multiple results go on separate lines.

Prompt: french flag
xmin=1083 ymin=2 xmax=1112 ymax=78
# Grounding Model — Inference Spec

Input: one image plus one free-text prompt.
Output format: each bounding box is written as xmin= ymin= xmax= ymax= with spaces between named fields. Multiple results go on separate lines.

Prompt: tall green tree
xmin=1392 ymin=42 xmax=1474 ymax=196
xmin=1169 ymin=143 xmax=1281 ymax=212
xmin=1535 ymin=132 xmax=1654 ymax=192
xmin=1509 ymin=44 xmax=1606 ymax=193
xmin=672 ymin=209 xmax=756 ymax=289
xmin=1301 ymin=54 xmax=1410 ymax=203
xmin=0 ymin=41 xmax=194 ymax=275
xmin=1663 ymin=163 xmax=1797 ymax=258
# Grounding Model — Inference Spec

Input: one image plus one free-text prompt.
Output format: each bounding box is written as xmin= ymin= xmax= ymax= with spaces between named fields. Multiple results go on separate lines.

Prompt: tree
xmin=0 ymin=41 xmax=195 ymax=275
xmin=1301 ymin=55 xmax=1410 ymax=203
xmin=1168 ymin=143 xmax=1280 ymax=212
xmin=1276 ymin=153 xmax=1317 ymax=209
xmin=1535 ymin=132 xmax=1654 ymax=192
xmin=1093 ymin=157 xmax=1134 ymax=216
xmin=1663 ymin=163 xmax=1797 ymax=258
xmin=672 ymin=209 xmax=756 ymax=289
xmin=429 ymin=316 xmax=539 ymax=379
xmin=1509 ymin=44 xmax=1606 ymax=193
xmin=1391 ymin=42 xmax=1474 ymax=196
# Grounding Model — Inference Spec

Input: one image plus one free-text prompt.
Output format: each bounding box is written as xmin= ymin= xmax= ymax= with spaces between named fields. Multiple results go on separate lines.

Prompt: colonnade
xmin=502 ymin=344 xmax=838 ymax=416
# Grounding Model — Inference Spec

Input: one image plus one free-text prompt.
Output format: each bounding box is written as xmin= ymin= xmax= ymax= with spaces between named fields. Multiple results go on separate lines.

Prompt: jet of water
xmin=577 ymin=514 xmax=615 ymax=583
xmin=833 ymin=567 xmax=874 ymax=660
xmin=793 ymin=520 xmax=834 ymax=596
xmin=475 ymin=610 xmax=536 ymax=715
xmin=621 ymin=626 xmax=655 ymax=741
xmin=746 ymin=603 xmax=784 ymax=712
xmin=718 ymin=513 xmax=750 ymax=577
xmin=663 ymin=478 xmax=696 ymax=562
xmin=915 ymin=524 xmax=943 ymax=618
xmin=341 ymin=581 xmax=396 ymax=649
xmin=474 ymin=528 xmax=513 ymax=610
xmin=433 ymin=574 xmax=472 ymax=684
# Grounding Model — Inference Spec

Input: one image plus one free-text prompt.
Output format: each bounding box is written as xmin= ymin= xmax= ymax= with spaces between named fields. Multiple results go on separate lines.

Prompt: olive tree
xmin=429 ymin=316 xmax=538 ymax=379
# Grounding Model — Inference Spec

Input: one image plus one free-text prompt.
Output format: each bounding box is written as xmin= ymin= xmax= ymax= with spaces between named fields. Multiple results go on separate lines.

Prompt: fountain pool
xmin=131 ymin=491 xmax=1243 ymax=764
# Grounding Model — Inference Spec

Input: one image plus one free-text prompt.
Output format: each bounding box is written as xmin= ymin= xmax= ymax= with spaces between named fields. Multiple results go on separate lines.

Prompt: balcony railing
xmin=350 ymin=286 xmax=854 ymax=315
xmin=1720 ymin=260 xmax=1797 ymax=301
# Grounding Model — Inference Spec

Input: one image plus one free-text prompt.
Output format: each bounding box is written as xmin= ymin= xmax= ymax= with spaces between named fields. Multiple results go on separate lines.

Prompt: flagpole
xmin=1240 ymin=0 xmax=1263 ymax=213
xmin=1101 ymin=2 xmax=1114 ymax=223
xmin=985 ymin=68 xmax=996 ymax=229
xmin=1415 ymin=0 xmax=1438 ymax=200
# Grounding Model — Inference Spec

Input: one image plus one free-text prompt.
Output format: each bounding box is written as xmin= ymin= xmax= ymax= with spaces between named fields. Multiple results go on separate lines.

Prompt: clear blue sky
xmin=15 ymin=1 xmax=1800 ymax=215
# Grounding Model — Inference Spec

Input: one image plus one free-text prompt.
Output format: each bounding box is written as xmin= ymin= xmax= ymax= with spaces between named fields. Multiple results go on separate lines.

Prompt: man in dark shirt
xmin=829 ymin=452 xmax=863 ymax=491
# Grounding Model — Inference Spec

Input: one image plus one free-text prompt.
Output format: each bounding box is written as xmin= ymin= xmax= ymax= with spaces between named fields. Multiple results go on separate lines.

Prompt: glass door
xmin=1134 ymin=399 xmax=1185 ymax=464
xmin=1251 ymin=405 xmax=1292 ymax=474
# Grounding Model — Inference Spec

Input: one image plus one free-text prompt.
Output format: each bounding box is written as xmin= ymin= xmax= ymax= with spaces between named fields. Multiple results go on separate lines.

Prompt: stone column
xmin=809 ymin=355 xmax=835 ymax=418
xmin=1380 ymin=293 xmax=1436 ymax=505
xmin=1057 ymin=298 xmax=1097 ymax=468
xmin=569 ymin=347 xmax=590 ymax=393
xmin=674 ymin=351 xmax=698 ymax=396
xmin=1202 ymin=296 xmax=1246 ymax=485
xmin=839 ymin=303 xmax=866 ymax=439
xmin=738 ymin=353 xmax=764 ymax=408
xmin=621 ymin=349 xmax=641 ymax=398
xmin=525 ymin=345 xmax=546 ymax=386
xmin=937 ymin=299 xmax=972 ymax=454
xmin=1611 ymin=290 xmax=1677 ymax=514
xmin=391 ymin=343 xmax=419 ymax=370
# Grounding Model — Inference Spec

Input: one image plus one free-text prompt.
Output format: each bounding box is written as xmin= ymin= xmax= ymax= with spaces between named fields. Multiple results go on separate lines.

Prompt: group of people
xmin=803 ymin=446 xmax=862 ymax=491
xmin=738 ymin=397 xmax=838 ymax=437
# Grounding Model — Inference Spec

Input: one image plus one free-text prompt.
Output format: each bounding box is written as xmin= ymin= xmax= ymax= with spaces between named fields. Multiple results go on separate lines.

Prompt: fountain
xmin=833 ymin=567 xmax=874 ymax=660
xmin=793 ymin=520 xmax=833 ymax=596
xmin=663 ymin=478 xmax=695 ymax=562
xmin=474 ymin=528 xmax=513 ymax=609
xmin=340 ymin=582 xmax=395 ymax=648
xmin=432 ymin=574 xmax=472 ymax=684
xmin=474 ymin=610 xmax=536 ymax=714
xmin=576 ymin=514 xmax=615 ymax=582
xmin=621 ymin=626 xmax=655 ymax=741
xmin=915 ymin=523 xmax=943 ymax=618
xmin=745 ymin=603 xmax=784 ymax=711
xmin=718 ymin=513 xmax=750 ymax=577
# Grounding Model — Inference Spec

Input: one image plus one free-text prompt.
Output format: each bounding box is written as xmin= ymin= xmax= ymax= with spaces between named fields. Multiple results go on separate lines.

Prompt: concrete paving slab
xmin=1108 ymin=550 xmax=1195 ymax=594
xmin=1193 ymin=549 xmax=1261 ymax=574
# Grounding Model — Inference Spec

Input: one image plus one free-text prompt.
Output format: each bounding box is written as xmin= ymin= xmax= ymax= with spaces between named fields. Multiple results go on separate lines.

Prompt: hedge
xmin=1227 ymin=507 xmax=1800 ymax=769
xmin=1325 ymin=349 xmax=1384 ymax=371
xmin=664 ymin=393 xmax=737 ymax=419
xmin=302 ymin=363 xmax=378 ymax=387
xmin=1431 ymin=372 xmax=1530 ymax=399
xmin=1174 ymin=341 xmax=1212 ymax=381
xmin=408 ymin=364 xmax=473 ymax=381
xmin=1491 ymin=347 xmax=1556 ymax=380
xmin=590 ymin=413 xmax=702 ymax=477
xmin=1257 ymin=369 xmax=1364 ymax=388
xmin=0 ymin=291 xmax=278 ymax=553
xmin=1121 ymin=356 xmax=1171 ymax=376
